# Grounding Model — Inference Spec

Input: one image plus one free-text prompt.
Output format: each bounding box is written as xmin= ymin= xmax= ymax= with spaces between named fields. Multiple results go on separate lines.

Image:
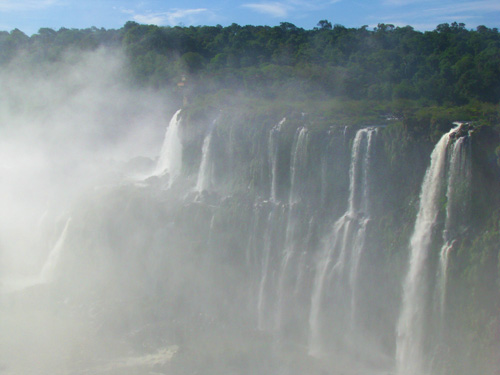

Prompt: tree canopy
xmin=1 ymin=21 xmax=499 ymax=109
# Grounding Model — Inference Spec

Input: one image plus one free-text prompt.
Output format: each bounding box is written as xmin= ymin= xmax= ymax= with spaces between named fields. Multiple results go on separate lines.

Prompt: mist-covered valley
xmin=1 ymin=23 xmax=500 ymax=375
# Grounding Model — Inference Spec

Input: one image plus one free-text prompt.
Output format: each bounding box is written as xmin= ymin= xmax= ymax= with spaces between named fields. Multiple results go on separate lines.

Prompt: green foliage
xmin=179 ymin=52 xmax=205 ymax=74
xmin=2 ymin=21 xmax=499 ymax=111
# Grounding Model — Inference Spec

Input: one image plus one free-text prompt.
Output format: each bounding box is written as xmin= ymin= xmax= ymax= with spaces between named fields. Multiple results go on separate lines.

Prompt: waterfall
xmin=196 ymin=131 xmax=214 ymax=192
xmin=269 ymin=118 xmax=285 ymax=203
xmin=151 ymin=109 xmax=183 ymax=185
xmin=257 ymin=208 xmax=275 ymax=331
xmin=396 ymin=125 xmax=467 ymax=375
xmin=437 ymin=134 xmax=471 ymax=320
xmin=257 ymin=204 xmax=287 ymax=331
xmin=40 ymin=217 xmax=72 ymax=283
xmin=288 ymin=127 xmax=309 ymax=206
xmin=308 ymin=127 xmax=376 ymax=356
xmin=348 ymin=129 xmax=376 ymax=329
xmin=275 ymin=127 xmax=309 ymax=330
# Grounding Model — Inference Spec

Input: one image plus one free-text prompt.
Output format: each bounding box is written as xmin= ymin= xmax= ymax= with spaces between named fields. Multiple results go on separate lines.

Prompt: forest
xmin=1 ymin=21 xmax=499 ymax=125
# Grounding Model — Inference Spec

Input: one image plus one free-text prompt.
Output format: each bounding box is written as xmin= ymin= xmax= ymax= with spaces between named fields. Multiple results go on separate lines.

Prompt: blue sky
xmin=1 ymin=0 xmax=499 ymax=36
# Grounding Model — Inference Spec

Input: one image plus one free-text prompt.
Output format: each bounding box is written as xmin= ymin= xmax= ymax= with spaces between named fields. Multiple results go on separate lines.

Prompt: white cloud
xmin=165 ymin=8 xmax=211 ymax=25
xmin=128 ymin=8 xmax=212 ymax=26
xmin=242 ymin=2 xmax=290 ymax=18
xmin=133 ymin=13 xmax=168 ymax=25
xmin=0 ymin=0 xmax=60 ymax=11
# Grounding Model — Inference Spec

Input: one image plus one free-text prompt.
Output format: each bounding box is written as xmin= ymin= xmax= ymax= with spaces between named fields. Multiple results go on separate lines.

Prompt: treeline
xmin=1 ymin=21 xmax=500 ymax=106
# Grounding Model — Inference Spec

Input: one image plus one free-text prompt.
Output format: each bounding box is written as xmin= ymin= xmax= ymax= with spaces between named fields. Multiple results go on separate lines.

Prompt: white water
xmin=437 ymin=134 xmax=470 ymax=320
xmin=256 ymin=118 xmax=290 ymax=330
xmin=308 ymin=128 xmax=376 ymax=356
xmin=269 ymin=118 xmax=285 ymax=203
xmin=275 ymin=127 xmax=308 ymax=330
xmin=348 ymin=129 xmax=375 ymax=328
xmin=438 ymin=240 xmax=454 ymax=319
xmin=396 ymin=126 xmax=462 ymax=375
xmin=196 ymin=131 xmax=214 ymax=192
xmin=288 ymin=127 xmax=308 ymax=206
xmin=39 ymin=217 xmax=72 ymax=283
xmin=151 ymin=109 xmax=183 ymax=185
xmin=257 ymin=206 xmax=282 ymax=331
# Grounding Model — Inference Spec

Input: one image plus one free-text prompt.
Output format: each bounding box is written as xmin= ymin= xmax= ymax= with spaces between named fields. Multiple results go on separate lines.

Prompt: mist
xmin=0 ymin=48 xmax=169 ymax=278
xmin=0 ymin=48 xmax=180 ymax=373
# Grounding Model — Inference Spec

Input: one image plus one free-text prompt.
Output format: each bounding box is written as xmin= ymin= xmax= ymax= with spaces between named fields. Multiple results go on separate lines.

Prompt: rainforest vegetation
xmin=1 ymin=21 xmax=499 ymax=129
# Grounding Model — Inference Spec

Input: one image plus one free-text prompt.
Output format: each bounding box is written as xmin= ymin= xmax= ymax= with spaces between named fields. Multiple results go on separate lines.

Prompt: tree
xmin=317 ymin=20 xmax=332 ymax=30
xmin=180 ymin=52 xmax=205 ymax=74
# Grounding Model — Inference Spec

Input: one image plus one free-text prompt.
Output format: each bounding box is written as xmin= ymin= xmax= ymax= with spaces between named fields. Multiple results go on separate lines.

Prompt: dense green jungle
xmin=0 ymin=20 xmax=499 ymax=375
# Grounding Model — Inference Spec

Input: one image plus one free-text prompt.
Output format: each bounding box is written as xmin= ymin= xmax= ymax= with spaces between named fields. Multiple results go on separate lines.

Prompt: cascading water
xmin=396 ymin=125 xmax=470 ymax=375
xmin=275 ymin=127 xmax=309 ymax=330
xmin=347 ymin=129 xmax=376 ymax=330
xmin=196 ymin=131 xmax=214 ymax=192
xmin=254 ymin=119 xmax=287 ymax=330
xmin=256 ymin=204 xmax=286 ymax=331
xmin=256 ymin=208 xmax=276 ymax=332
xmin=151 ymin=109 xmax=183 ymax=185
xmin=308 ymin=127 xmax=376 ymax=356
xmin=437 ymin=134 xmax=471 ymax=320
xmin=269 ymin=118 xmax=285 ymax=203
xmin=288 ymin=127 xmax=309 ymax=207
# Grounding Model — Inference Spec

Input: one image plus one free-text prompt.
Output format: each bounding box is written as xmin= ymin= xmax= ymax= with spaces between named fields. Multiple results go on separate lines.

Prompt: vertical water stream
xmin=308 ymin=128 xmax=377 ymax=356
xmin=396 ymin=125 xmax=470 ymax=375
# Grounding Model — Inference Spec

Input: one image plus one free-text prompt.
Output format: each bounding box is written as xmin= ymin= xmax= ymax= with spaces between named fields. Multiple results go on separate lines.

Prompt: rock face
xmin=1 ymin=110 xmax=499 ymax=375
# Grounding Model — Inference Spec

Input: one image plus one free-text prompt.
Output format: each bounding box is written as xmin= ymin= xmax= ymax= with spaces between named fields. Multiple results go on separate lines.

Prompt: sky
xmin=0 ymin=0 xmax=499 ymax=36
